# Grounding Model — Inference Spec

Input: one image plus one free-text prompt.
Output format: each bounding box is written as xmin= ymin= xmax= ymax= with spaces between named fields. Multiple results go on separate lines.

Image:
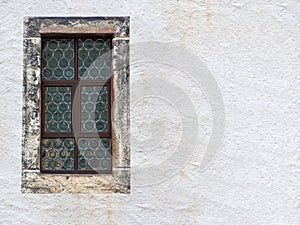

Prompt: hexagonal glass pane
xmin=41 ymin=138 xmax=75 ymax=170
xmin=78 ymin=39 xmax=111 ymax=80
xmin=78 ymin=138 xmax=111 ymax=170
xmin=45 ymin=87 xmax=71 ymax=132
xmin=81 ymin=86 xmax=108 ymax=132
xmin=42 ymin=40 xmax=74 ymax=80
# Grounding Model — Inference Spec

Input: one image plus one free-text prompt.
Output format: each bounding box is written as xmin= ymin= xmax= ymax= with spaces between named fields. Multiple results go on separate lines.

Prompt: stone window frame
xmin=22 ymin=17 xmax=130 ymax=193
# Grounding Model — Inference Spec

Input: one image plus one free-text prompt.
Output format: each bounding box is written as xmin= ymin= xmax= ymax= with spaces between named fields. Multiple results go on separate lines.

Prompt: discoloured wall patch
xmin=165 ymin=0 xmax=212 ymax=44
xmin=106 ymin=195 xmax=113 ymax=225
xmin=205 ymin=0 xmax=213 ymax=27
xmin=24 ymin=17 xmax=130 ymax=38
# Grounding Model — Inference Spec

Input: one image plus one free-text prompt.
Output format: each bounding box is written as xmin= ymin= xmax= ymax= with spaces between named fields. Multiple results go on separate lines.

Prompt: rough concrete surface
xmin=0 ymin=0 xmax=299 ymax=224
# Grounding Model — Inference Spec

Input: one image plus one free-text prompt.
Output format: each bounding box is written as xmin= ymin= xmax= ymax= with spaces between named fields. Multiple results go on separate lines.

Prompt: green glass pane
xmin=90 ymin=49 xmax=99 ymax=59
xmin=78 ymin=138 xmax=111 ymax=170
xmin=43 ymin=49 xmax=52 ymax=59
xmin=42 ymin=39 xmax=74 ymax=80
xmin=60 ymin=40 xmax=68 ymax=49
xmin=45 ymin=112 xmax=52 ymax=122
xmin=79 ymin=49 xmax=88 ymax=59
xmin=49 ymin=41 xmax=58 ymax=50
xmin=42 ymin=59 xmax=47 ymax=68
xmin=64 ymin=112 xmax=71 ymax=121
xmin=54 ymin=50 xmax=63 ymax=59
xmin=53 ymin=93 xmax=62 ymax=103
xmin=95 ymin=40 xmax=104 ymax=49
xmin=41 ymin=138 xmax=74 ymax=170
xmin=78 ymin=139 xmax=88 ymax=148
xmin=53 ymin=112 xmax=62 ymax=121
xmin=96 ymin=121 xmax=105 ymax=130
xmin=64 ymin=93 xmax=71 ymax=102
xmin=64 ymin=68 xmax=73 ymax=78
xmin=59 ymin=87 xmax=68 ymax=94
xmin=45 ymin=87 xmax=71 ymax=132
xmin=79 ymin=68 xmax=86 ymax=78
xmin=54 ymin=68 xmax=63 ymax=77
xmin=65 ymin=49 xmax=73 ymax=59
xmin=101 ymin=159 xmax=111 ymax=169
xmin=96 ymin=102 xmax=106 ymax=111
xmin=48 ymin=58 xmax=58 ymax=68
xmin=78 ymin=39 xmax=111 ymax=80
xmin=59 ymin=58 xmax=68 ymax=68
xmin=81 ymin=86 xmax=108 ymax=132
xmin=44 ymin=68 xmax=52 ymax=79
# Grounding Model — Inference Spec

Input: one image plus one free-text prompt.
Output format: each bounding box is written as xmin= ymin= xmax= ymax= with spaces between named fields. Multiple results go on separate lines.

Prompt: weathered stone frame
xmin=22 ymin=17 xmax=130 ymax=193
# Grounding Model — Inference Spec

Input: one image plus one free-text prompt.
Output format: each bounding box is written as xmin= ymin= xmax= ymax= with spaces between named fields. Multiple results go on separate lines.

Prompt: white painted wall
xmin=0 ymin=0 xmax=299 ymax=224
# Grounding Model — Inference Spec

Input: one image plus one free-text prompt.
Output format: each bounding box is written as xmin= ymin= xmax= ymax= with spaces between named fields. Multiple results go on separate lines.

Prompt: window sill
xmin=22 ymin=170 xmax=130 ymax=194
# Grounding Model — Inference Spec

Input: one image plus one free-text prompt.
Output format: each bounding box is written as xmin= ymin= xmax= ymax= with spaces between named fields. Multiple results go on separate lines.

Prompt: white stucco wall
xmin=0 ymin=0 xmax=299 ymax=224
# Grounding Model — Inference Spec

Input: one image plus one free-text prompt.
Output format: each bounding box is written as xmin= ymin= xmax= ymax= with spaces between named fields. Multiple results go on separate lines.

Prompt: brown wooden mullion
xmin=74 ymin=137 xmax=78 ymax=172
xmin=75 ymin=132 xmax=112 ymax=138
xmin=77 ymin=80 xmax=111 ymax=85
xmin=43 ymin=81 xmax=111 ymax=87
xmin=74 ymin=39 xmax=79 ymax=172
xmin=42 ymin=133 xmax=74 ymax=138
xmin=71 ymin=81 xmax=78 ymax=172
xmin=42 ymin=80 xmax=76 ymax=85
xmin=73 ymin=82 xmax=80 ymax=172
xmin=74 ymin=38 xmax=78 ymax=81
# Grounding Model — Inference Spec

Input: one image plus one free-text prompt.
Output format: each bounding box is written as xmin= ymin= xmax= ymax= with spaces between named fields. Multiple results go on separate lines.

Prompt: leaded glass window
xmin=41 ymin=37 xmax=112 ymax=174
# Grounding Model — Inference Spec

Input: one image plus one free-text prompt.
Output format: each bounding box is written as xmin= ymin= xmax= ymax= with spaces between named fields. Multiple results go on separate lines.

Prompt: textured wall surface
xmin=0 ymin=0 xmax=299 ymax=224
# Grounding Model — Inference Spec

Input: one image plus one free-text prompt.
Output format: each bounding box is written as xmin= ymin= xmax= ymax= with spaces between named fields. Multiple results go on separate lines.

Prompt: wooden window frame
xmin=40 ymin=35 xmax=113 ymax=174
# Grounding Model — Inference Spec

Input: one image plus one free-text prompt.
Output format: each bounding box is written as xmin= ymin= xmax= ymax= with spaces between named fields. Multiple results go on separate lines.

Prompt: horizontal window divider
xmin=42 ymin=133 xmax=111 ymax=138
xmin=42 ymin=81 xmax=74 ymax=86
xmin=41 ymin=133 xmax=75 ymax=138
xmin=42 ymin=80 xmax=111 ymax=86
xmin=75 ymin=132 xmax=112 ymax=138
xmin=41 ymin=37 xmax=74 ymax=40
xmin=77 ymin=81 xmax=111 ymax=86
xmin=42 ymin=35 xmax=113 ymax=40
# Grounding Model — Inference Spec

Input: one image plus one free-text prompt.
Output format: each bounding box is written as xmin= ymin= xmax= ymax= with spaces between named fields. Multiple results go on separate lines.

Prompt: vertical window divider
xmin=74 ymin=38 xmax=79 ymax=172
xmin=74 ymin=38 xmax=78 ymax=81
xmin=74 ymin=83 xmax=79 ymax=172
xmin=74 ymin=136 xmax=78 ymax=172
xmin=71 ymin=82 xmax=79 ymax=171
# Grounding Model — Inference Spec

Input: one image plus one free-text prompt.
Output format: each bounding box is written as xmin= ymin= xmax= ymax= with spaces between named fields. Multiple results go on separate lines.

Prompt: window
xmin=41 ymin=37 xmax=112 ymax=174
xmin=22 ymin=17 xmax=130 ymax=193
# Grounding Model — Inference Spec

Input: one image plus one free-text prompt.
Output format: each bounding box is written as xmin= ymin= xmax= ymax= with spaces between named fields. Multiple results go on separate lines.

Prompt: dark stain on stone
xmin=24 ymin=17 xmax=130 ymax=37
